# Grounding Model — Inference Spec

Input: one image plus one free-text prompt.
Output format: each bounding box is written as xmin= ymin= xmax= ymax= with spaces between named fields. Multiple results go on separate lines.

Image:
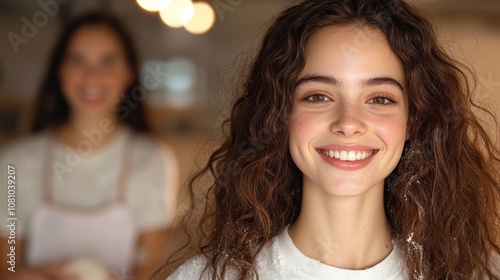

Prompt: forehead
xmin=301 ymin=25 xmax=404 ymax=84
xmin=65 ymin=24 xmax=125 ymax=56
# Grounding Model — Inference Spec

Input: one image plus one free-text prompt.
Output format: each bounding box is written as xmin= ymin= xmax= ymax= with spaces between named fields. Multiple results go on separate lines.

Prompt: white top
xmin=168 ymin=227 xmax=406 ymax=280
xmin=0 ymin=126 xmax=178 ymax=237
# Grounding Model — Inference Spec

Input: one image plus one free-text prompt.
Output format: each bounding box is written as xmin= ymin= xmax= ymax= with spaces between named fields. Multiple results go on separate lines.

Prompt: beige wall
xmin=438 ymin=17 xmax=500 ymax=111
xmin=413 ymin=0 xmax=500 ymax=125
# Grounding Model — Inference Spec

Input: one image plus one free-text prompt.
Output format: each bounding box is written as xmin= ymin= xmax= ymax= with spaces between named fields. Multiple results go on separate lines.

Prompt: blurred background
xmin=0 ymin=0 xmax=499 ymax=193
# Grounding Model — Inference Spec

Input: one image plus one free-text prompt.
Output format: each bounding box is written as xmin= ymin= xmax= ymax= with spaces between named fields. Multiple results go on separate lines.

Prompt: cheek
xmin=289 ymin=111 xmax=324 ymax=145
xmin=374 ymin=115 xmax=408 ymax=147
xmin=107 ymin=68 xmax=132 ymax=93
xmin=59 ymin=71 xmax=82 ymax=102
xmin=59 ymin=68 xmax=80 ymax=89
xmin=289 ymin=110 xmax=331 ymax=163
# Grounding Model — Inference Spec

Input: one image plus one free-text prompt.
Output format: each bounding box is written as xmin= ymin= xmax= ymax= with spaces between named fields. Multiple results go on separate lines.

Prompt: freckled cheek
xmin=373 ymin=116 xmax=408 ymax=146
xmin=289 ymin=112 xmax=327 ymax=143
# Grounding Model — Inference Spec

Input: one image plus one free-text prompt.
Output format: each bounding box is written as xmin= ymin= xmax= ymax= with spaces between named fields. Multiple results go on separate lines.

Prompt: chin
xmin=318 ymin=179 xmax=384 ymax=198
xmin=77 ymin=107 xmax=113 ymax=120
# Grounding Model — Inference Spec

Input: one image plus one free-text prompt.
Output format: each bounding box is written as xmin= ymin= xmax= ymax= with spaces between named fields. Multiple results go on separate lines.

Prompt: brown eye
xmin=306 ymin=94 xmax=331 ymax=103
xmin=368 ymin=96 xmax=393 ymax=105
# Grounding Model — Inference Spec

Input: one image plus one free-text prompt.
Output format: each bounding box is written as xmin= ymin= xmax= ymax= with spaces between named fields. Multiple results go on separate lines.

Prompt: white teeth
xmin=347 ymin=151 xmax=356 ymax=161
xmin=323 ymin=149 xmax=374 ymax=161
xmin=340 ymin=151 xmax=348 ymax=160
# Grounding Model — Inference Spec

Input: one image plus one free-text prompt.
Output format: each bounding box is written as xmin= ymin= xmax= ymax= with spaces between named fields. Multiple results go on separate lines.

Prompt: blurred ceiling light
xmin=159 ymin=0 xmax=195 ymax=28
xmin=184 ymin=2 xmax=215 ymax=34
xmin=136 ymin=0 xmax=171 ymax=12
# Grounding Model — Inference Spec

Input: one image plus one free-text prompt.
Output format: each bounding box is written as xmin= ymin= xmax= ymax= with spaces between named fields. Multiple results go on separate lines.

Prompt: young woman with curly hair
xmin=164 ymin=0 xmax=500 ymax=279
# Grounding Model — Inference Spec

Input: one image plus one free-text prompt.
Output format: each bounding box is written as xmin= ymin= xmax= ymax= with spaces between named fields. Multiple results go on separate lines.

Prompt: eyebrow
xmin=295 ymin=75 xmax=404 ymax=91
xmin=362 ymin=77 xmax=404 ymax=91
xmin=295 ymin=75 xmax=339 ymax=88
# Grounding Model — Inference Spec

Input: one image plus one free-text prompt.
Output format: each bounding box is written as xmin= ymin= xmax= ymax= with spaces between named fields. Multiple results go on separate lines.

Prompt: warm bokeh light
xmin=159 ymin=0 xmax=194 ymax=28
xmin=136 ymin=0 xmax=172 ymax=12
xmin=184 ymin=2 xmax=215 ymax=35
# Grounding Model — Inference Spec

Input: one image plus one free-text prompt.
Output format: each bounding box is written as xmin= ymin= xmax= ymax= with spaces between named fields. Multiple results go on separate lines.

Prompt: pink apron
xmin=25 ymin=132 xmax=138 ymax=275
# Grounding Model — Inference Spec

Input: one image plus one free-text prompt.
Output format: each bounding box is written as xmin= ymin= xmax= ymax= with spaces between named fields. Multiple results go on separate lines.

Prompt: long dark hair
xmin=31 ymin=12 xmax=149 ymax=132
xmin=161 ymin=0 xmax=500 ymax=279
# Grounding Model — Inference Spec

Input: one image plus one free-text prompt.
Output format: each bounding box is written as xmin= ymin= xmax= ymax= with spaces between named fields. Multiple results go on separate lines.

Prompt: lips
xmin=316 ymin=144 xmax=378 ymax=170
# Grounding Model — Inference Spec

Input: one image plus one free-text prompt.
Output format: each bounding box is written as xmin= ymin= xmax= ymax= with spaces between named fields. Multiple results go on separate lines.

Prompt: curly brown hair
xmin=160 ymin=0 xmax=500 ymax=279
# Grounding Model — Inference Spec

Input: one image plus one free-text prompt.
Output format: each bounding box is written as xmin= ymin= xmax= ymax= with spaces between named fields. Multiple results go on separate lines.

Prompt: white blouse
xmin=168 ymin=227 xmax=406 ymax=280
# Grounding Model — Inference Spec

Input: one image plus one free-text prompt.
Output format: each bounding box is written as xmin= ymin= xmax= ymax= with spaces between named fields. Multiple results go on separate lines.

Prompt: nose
xmin=82 ymin=65 xmax=104 ymax=85
xmin=330 ymin=102 xmax=366 ymax=137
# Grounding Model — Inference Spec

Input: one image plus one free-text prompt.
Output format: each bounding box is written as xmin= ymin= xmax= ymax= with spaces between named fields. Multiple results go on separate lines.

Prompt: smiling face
xmin=59 ymin=24 xmax=132 ymax=121
xmin=289 ymin=25 xmax=409 ymax=198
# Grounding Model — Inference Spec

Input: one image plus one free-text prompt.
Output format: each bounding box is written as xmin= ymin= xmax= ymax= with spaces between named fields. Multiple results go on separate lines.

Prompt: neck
xmin=288 ymin=179 xmax=392 ymax=270
xmin=54 ymin=113 xmax=122 ymax=148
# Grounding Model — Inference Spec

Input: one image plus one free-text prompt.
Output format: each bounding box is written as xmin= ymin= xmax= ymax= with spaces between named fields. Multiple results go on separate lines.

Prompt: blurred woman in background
xmin=0 ymin=12 xmax=179 ymax=280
